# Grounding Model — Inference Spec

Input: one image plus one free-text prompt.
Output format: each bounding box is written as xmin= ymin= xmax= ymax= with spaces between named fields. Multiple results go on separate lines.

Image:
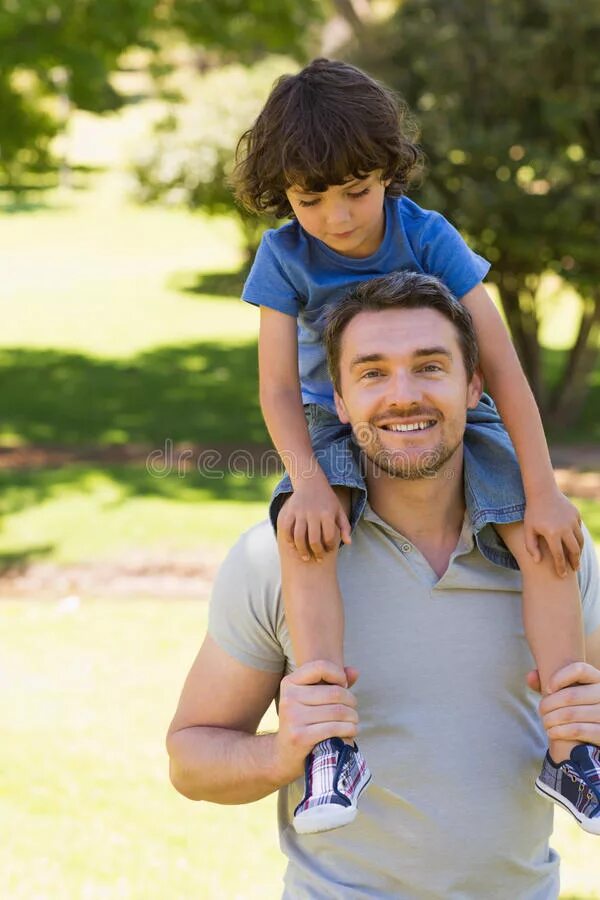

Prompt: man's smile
xmin=379 ymin=419 xmax=437 ymax=433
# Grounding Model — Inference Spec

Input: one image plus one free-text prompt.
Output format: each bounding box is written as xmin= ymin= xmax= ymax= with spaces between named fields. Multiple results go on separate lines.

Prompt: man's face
xmin=334 ymin=307 xmax=482 ymax=479
xmin=285 ymin=171 xmax=389 ymax=259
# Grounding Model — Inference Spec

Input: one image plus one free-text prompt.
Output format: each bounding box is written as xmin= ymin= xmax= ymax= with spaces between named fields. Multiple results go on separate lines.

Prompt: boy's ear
xmin=334 ymin=390 xmax=350 ymax=424
xmin=467 ymin=368 xmax=483 ymax=409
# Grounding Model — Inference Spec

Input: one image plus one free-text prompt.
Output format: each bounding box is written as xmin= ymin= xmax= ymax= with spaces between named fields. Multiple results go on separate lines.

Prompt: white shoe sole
xmin=293 ymin=803 xmax=357 ymax=835
xmin=535 ymin=779 xmax=600 ymax=835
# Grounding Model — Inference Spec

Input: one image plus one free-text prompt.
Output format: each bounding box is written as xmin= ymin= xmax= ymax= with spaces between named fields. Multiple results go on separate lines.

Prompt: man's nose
xmin=383 ymin=370 xmax=421 ymax=405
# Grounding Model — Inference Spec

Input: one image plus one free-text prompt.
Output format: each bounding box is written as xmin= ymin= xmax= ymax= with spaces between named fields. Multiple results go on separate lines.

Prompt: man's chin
xmin=363 ymin=440 xmax=460 ymax=480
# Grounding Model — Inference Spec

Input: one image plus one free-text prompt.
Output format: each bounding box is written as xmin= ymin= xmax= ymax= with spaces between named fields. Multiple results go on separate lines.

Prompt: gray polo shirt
xmin=208 ymin=505 xmax=600 ymax=899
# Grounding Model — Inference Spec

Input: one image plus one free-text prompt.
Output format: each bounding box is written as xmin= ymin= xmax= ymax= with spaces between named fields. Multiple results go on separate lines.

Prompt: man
xmin=167 ymin=272 xmax=600 ymax=898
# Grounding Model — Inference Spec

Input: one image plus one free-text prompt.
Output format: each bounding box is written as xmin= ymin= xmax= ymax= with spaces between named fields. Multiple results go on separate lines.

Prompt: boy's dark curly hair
xmin=231 ymin=58 xmax=423 ymax=219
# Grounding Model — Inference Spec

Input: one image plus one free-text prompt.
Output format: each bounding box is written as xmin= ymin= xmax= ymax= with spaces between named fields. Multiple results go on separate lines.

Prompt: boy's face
xmin=285 ymin=171 xmax=390 ymax=259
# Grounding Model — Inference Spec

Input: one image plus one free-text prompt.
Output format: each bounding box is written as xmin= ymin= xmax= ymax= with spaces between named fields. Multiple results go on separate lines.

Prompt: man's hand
xmin=273 ymin=660 xmax=359 ymax=784
xmin=524 ymin=488 xmax=584 ymax=577
xmin=527 ymin=662 xmax=600 ymax=746
xmin=278 ymin=476 xmax=352 ymax=562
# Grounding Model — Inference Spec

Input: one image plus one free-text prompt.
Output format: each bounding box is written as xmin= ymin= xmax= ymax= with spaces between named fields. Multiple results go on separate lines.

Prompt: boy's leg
xmin=277 ymin=486 xmax=371 ymax=834
xmin=277 ymin=485 xmax=350 ymax=675
xmin=497 ymin=521 xmax=585 ymax=763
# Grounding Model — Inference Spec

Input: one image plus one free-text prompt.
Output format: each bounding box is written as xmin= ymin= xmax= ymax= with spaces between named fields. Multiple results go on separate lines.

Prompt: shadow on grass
xmin=0 ymin=341 xmax=267 ymax=447
xmin=1 ymin=344 xmax=596 ymax=447
xmin=0 ymin=341 xmax=273 ymax=541
xmin=166 ymin=265 xmax=250 ymax=300
xmin=0 ymin=546 xmax=54 ymax=574
xmin=0 ymin=342 xmax=596 ymax=548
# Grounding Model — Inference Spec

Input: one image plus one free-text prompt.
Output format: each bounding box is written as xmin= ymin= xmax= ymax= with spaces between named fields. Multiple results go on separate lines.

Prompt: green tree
xmin=0 ymin=0 xmax=322 ymax=185
xmin=354 ymin=0 xmax=600 ymax=426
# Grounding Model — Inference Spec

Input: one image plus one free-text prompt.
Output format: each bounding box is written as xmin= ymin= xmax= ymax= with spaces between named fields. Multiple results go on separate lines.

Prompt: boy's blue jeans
xmin=270 ymin=394 xmax=525 ymax=571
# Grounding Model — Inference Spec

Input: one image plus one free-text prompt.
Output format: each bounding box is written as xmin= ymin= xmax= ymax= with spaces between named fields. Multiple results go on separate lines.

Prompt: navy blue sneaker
xmin=293 ymin=738 xmax=372 ymax=834
xmin=535 ymin=744 xmax=600 ymax=834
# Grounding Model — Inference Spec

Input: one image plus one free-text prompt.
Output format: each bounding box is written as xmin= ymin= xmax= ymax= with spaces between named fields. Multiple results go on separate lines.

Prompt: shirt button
xmin=401 ymin=543 xmax=411 ymax=552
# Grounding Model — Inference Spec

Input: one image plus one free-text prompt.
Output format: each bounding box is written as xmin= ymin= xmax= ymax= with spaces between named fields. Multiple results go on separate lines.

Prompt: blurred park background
xmin=1 ymin=1 xmax=599 ymax=897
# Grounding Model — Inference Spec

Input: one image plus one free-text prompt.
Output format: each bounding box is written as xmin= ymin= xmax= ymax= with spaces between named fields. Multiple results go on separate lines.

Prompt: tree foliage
xmin=354 ymin=0 xmax=600 ymax=425
xmin=132 ymin=59 xmax=290 ymax=266
xmin=0 ymin=0 xmax=321 ymax=184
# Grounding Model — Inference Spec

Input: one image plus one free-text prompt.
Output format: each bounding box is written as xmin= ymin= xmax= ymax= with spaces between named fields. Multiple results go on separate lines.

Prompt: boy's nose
xmin=326 ymin=202 xmax=351 ymax=227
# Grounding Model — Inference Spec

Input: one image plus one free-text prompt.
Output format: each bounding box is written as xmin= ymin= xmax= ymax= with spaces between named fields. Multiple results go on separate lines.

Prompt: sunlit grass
xmin=0 ymin=599 xmax=284 ymax=899
xmin=0 ymin=179 xmax=257 ymax=358
xmin=0 ymin=465 xmax=277 ymax=564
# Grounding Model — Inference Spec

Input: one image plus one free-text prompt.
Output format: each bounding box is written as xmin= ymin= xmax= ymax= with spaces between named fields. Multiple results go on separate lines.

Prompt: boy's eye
xmin=348 ymin=188 xmax=370 ymax=200
xmin=297 ymin=198 xmax=320 ymax=208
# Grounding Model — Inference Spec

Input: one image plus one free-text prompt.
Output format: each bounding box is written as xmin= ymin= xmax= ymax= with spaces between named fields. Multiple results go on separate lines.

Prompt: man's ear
xmin=467 ymin=368 xmax=483 ymax=409
xmin=334 ymin=389 xmax=349 ymax=424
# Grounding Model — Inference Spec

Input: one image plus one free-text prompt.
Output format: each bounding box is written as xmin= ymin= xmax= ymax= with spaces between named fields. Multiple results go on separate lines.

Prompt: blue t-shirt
xmin=242 ymin=195 xmax=490 ymax=414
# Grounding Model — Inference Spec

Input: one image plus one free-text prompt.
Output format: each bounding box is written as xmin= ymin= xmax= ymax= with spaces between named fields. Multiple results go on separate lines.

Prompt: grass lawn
xmin=1 ymin=598 xmax=598 ymax=900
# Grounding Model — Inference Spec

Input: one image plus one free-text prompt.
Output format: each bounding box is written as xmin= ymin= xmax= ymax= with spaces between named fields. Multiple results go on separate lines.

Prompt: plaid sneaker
xmin=292 ymin=737 xmax=371 ymax=835
xmin=535 ymin=743 xmax=600 ymax=835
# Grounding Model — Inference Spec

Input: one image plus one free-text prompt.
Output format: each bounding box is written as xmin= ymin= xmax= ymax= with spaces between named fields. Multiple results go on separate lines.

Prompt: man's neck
xmin=365 ymin=449 xmax=466 ymax=578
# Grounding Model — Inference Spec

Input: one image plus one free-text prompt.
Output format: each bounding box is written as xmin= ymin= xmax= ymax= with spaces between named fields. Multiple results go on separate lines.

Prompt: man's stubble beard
xmin=352 ymin=421 xmax=463 ymax=480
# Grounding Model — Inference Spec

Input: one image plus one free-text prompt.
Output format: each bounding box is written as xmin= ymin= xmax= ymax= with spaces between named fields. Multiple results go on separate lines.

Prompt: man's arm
xmin=166 ymin=635 xmax=283 ymax=803
xmin=167 ymin=636 xmax=359 ymax=804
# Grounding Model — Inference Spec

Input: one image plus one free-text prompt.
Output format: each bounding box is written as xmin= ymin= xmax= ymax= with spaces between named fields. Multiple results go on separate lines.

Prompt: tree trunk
xmin=548 ymin=291 xmax=600 ymax=428
xmin=331 ymin=0 xmax=369 ymax=37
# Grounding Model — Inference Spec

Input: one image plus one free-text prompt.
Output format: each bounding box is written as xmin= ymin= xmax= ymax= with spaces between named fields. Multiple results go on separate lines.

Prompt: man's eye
xmin=298 ymin=198 xmax=320 ymax=208
xmin=361 ymin=369 xmax=382 ymax=379
xmin=348 ymin=188 xmax=370 ymax=200
xmin=421 ymin=364 xmax=443 ymax=373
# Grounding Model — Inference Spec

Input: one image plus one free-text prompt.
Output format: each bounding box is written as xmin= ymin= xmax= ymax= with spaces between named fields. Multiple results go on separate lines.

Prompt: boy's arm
xmin=259 ymin=306 xmax=351 ymax=556
xmin=461 ymin=283 xmax=583 ymax=572
xmin=258 ymin=305 xmax=323 ymax=489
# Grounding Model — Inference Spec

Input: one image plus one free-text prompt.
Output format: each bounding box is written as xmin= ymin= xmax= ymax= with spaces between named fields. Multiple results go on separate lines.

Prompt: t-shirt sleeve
xmin=578 ymin=526 xmax=600 ymax=635
xmin=417 ymin=211 xmax=491 ymax=300
xmin=241 ymin=231 xmax=300 ymax=317
xmin=207 ymin=524 xmax=286 ymax=673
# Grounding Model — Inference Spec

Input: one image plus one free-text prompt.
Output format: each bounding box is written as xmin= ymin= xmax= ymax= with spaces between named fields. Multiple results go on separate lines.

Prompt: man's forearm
xmin=167 ymin=726 xmax=290 ymax=804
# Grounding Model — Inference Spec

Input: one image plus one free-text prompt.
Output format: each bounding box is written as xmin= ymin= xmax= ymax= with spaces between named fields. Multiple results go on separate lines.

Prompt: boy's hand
xmin=524 ymin=488 xmax=584 ymax=577
xmin=279 ymin=475 xmax=352 ymax=562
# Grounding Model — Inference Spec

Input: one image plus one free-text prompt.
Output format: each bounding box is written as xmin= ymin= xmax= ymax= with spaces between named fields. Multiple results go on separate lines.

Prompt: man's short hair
xmin=324 ymin=271 xmax=479 ymax=394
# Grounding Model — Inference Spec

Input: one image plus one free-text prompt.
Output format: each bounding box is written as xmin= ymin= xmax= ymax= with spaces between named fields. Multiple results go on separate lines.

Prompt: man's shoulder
xmin=216 ymin=519 xmax=280 ymax=590
xmin=209 ymin=521 xmax=286 ymax=673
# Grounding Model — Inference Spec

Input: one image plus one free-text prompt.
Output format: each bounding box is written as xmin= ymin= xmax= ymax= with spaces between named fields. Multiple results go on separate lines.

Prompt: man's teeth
xmin=384 ymin=420 xmax=435 ymax=432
